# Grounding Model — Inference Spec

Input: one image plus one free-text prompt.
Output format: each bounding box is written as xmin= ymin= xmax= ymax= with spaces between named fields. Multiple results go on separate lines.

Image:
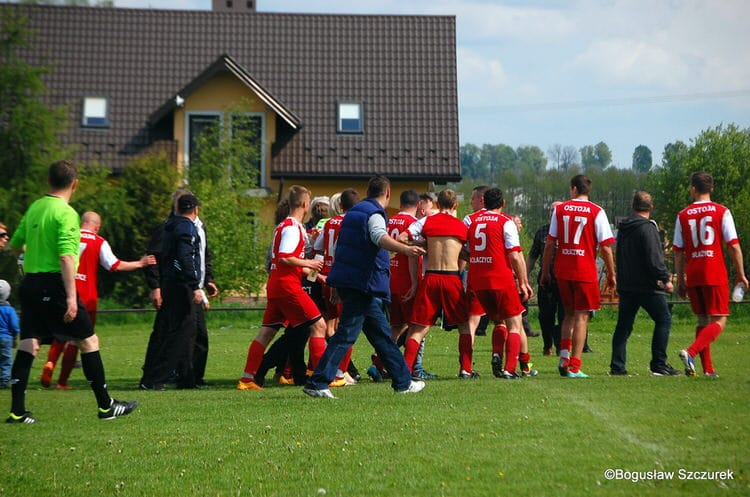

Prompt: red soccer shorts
xmin=322 ymin=284 xmax=341 ymax=320
xmin=687 ymin=285 xmax=730 ymax=317
xmin=475 ymin=287 xmax=525 ymax=322
xmin=410 ymin=272 xmax=468 ymax=327
xmin=467 ymin=290 xmax=487 ymax=317
xmin=390 ymin=292 xmax=415 ymax=327
xmin=556 ymin=278 xmax=601 ymax=312
xmin=263 ymin=287 xmax=322 ymax=328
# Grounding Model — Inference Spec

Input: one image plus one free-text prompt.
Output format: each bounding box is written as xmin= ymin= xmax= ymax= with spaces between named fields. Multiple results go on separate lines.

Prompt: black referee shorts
xmin=19 ymin=273 xmax=94 ymax=343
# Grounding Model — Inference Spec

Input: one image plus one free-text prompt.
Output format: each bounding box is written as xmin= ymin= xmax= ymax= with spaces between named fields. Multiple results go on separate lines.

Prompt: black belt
xmin=425 ymin=270 xmax=461 ymax=276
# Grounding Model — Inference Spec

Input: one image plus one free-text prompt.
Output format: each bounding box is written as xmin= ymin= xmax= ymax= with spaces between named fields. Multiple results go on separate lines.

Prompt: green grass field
xmin=1 ymin=306 xmax=749 ymax=497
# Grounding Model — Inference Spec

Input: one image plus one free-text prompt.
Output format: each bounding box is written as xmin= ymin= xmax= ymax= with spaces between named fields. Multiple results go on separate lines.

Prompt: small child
xmin=0 ymin=280 xmax=20 ymax=389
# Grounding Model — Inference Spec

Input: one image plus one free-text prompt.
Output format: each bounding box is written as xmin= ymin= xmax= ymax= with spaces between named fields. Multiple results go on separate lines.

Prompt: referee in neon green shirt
xmin=6 ymin=160 xmax=137 ymax=423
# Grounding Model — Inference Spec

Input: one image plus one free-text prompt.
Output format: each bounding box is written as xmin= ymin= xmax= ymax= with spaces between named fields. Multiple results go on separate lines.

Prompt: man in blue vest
xmin=304 ymin=175 xmax=426 ymax=398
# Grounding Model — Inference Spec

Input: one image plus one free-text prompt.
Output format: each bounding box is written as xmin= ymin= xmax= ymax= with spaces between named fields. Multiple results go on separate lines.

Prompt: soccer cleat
xmin=521 ymin=364 xmax=538 ymax=377
xmin=366 ymin=365 xmax=383 ymax=383
xmin=40 ymin=361 xmax=54 ymax=388
xmin=608 ymin=370 xmax=630 ymax=376
xmin=6 ymin=411 xmax=38 ymax=424
xmin=703 ymin=372 xmax=719 ymax=378
xmin=491 ymin=354 xmax=503 ymax=378
xmin=397 ymin=380 xmax=425 ymax=394
xmin=558 ymin=358 xmax=569 ymax=377
xmin=98 ymin=399 xmax=138 ymax=420
xmin=679 ymin=350 xmax=696 ymax=377
xmin=55 ymin=383 xmax=73 ymax=390
xmin=500 ymin=370 xmax=520 ymax=380
xmin=566 ymin=370 xmax=589 ymax=378
xmin=411 ymin=369 xmax=437 ymax=380
xmin=542 ymin=347 xmax=553 ymax=356
xmin=302 ymin=387 xmax=336 ymax=399
xmin=458 ymin=370 xmax=480 ymax=379
xmin=329 ymin=377 xmax=347 ymax=388
xmin=650 ymin=364 xmax=682 ymax=376
xmin=278 ymin=376 xmax=295 ymax=386
xmin=343 ymin=372 xmax=358 ymax=386
xmin=139 ymin=383 xmax=166 ymax=391
xmin=236 ymin=379 xmax=263 ymax=391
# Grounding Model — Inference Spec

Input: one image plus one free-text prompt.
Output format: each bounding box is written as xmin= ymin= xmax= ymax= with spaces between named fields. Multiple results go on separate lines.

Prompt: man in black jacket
xmin=610 ymin=191 xmax=680 ymax=376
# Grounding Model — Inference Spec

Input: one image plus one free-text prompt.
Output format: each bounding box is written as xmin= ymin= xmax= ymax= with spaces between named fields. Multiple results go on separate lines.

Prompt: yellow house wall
xmin=172 ymin=72 xmax=277 ymax=185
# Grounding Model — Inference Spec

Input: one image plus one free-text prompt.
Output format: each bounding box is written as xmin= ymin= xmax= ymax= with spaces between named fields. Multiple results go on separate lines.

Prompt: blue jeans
xmin=307 ymin=289 xmax=411 ymax=392
xmin=610 ymin=292 xmax=672 ymax=372
xmin=0 ymin=336 xmax=13 ymax=385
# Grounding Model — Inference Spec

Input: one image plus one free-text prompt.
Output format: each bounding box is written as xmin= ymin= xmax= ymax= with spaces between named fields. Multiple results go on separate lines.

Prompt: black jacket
xmin=616 ymin=214 xmax=671 ymax=294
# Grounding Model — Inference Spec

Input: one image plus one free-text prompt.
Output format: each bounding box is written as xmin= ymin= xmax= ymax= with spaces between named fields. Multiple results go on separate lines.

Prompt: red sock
xmin=569 ymin=356 xmax=582 ymax=373
xmin=403 ymin=338 xmax=421 ymax=373
xmin=688 ymin=322 xmax=722 ymax=359
xmin=694 ymin=326 xmax=713 ymax=374
xmin=283 ymin=358 xmax=293 ymax=379
xmin=57 ymin=344 xmax=78 ymax=386
xmin=503 ymin=333 xmax=521 ymax=373
xmin=492 ymin=324 xmax=508 ymax=355
xmin=242 ymin=340 xmax=266 ymax=379
xmin=307 ymin=336 xmax=327 ymax=371
xmin=458 ymin=334 xmax=473 ymax=372
xmin=560 ymin=338 xmax=572 ymax=356
xmin=519 ymin=352 xmax=530 ymax=364
xmin=338 ymin=347 xmax=353 ymax=372
xmin=46 ymin=339 xmax=66 ymax=366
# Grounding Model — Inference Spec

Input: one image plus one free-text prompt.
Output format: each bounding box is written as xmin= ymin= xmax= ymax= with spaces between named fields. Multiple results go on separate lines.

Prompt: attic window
xmin=337 ymin=102 xmax=363 ymax=134
xmin=82 ymin=97 xmax=109 ymax=128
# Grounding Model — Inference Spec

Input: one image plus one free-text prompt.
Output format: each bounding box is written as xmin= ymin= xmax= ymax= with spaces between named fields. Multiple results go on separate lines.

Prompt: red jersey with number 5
xmin=388 ymin=212 xmax=421 ymax=294
xmin=467 ymin=211 xmax=520 ymax=290
xmin=672 ymin=201 xmax=739 ymax=287
xmin=547 ymin=199 xmax=614 ymax=283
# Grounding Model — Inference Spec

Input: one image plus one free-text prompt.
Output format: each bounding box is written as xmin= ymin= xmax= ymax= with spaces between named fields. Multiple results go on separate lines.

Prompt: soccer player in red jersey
xmin=237 ymin=186 xmax=325 ymax=391
xmin=673 ymin=172 xmax=747 ymax=377
xmin=541 ymin=175 xmax=616 ymax=378
xmin=467 ymin=188 xmax=532 ymax=379
xmin=40 ymin=211 xmax=155 ymax=389
xmin=463 ymin=186 xmax=490 ymax=342
xmin=402 ymin=189 xmax=475 ymax=378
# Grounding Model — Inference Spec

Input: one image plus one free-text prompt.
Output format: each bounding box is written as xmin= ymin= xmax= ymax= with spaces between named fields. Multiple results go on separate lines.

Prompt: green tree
xmin=515 ymin=145 xmax=547 ymax=173
xmin=580 ymin=141 xmax=612 ymax=171
xmin=0 ymin=11 xmax=70 ymax=227
xmin=632 ymin=145 xmax=653 ymax=173
xmin=482 ymin=143 xmax=516 ymax=179
xmin=460 ymin=143 xmax=485 ymax=180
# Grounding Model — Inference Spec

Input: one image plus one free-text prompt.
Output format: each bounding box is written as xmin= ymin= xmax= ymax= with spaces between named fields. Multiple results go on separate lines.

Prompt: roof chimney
xmin=212 ymin=0 xmax=256 ymax=13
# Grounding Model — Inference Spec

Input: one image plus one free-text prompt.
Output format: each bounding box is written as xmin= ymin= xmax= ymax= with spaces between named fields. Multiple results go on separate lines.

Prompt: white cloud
xmin=457 ymin=47 xmax=509 ymax=107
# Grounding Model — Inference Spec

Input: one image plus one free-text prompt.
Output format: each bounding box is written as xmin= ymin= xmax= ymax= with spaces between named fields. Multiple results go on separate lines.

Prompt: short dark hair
xmin=472 ymin=185 xmax=490 ymax=196
xmin=400 ymin=189 xmax=419 ymax=208
xmin=631 ymin=191 xmax=653 ymax=213
xmin=691 ymin=171 xmax=714 ymax=194
xmin=48 ymin=160 xmax=77 ymax=189
xmin=571 ymin=174 xmax=592 ymax=195
xmin=340 ymin=188 xmax=359 ymax=212
xmin=483 ymin=188 xmax=505 ymax=210
xmin=367 ymin=175 xmax=390 ymax=198
xmin=436 ymin=189 xmax=458 ymax=210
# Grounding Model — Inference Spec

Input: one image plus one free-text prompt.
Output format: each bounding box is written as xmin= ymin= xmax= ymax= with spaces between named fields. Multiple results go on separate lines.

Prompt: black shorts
xmin=19 ymin=273 xmax=94 ymax=343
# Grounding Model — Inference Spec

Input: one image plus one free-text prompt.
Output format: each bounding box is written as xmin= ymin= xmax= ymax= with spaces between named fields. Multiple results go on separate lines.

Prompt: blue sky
xmin=116 ymin=0 xmax=750 ymax=168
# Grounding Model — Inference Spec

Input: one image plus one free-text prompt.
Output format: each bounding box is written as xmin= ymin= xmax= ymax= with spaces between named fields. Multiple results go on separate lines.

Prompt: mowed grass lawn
xmin=1 ymin=305 xmax=749 ymax=497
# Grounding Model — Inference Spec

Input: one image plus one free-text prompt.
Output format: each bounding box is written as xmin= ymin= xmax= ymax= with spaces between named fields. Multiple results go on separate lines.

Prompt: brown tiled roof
xmin=6 ymin=4 xmax=460 ymax=181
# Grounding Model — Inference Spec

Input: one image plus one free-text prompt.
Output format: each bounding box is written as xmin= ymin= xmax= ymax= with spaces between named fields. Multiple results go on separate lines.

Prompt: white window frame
xmin=337 ymin=102 xmax=364 ymax=134
xmin=81 ymin=96 xmax=110 ymax=128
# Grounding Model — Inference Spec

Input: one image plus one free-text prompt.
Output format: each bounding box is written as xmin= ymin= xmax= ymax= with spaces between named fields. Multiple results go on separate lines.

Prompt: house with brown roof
xmin=6 ymin=2 xmax=460 ymax=213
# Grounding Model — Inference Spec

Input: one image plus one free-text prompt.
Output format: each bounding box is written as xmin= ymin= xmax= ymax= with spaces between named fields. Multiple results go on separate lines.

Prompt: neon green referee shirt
xmin=10 ymin=195 xmax=80 ymax=274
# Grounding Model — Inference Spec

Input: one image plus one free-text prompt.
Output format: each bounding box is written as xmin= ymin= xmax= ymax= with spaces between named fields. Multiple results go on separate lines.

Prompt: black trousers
xmin=537 ymin=282 xmax=563 ymax=353
xmin=193 ymin=304 xmax=208 ymax=384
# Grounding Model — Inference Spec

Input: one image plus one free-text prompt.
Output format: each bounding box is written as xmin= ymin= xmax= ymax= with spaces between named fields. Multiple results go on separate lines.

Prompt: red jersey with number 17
xmin=388 ymin=212 xmax=421 ymax=294
xmin=267 ymin=217 xmax=306 ymax=298
xmin=467 ymin=210 xmax=521 ymax=290
xmin=547 ymin=198 xmax=614 ymax=283
xmin=672 ymin=200 xmax=739 ymax=287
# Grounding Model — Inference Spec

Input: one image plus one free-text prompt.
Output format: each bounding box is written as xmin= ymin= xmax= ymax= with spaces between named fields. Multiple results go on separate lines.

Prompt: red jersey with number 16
xmin=467 ymin=211 xmax=521 ymax=290
xmin=547 ymin=198 xmax=614 ymax=283
xmin=672 ymin=200 xmax=739 ymax=287
xmin=320 ymin=215 xmax=344 ymax=275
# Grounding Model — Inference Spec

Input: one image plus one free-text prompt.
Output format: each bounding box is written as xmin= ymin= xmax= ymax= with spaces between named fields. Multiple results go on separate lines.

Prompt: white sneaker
xmin=397 ymin=380 xmax=425 ymax=394
xmin=343 ymin=372 xmax=358 ymax=386
xmin=303 ymin=387 xmax=336 ymax=399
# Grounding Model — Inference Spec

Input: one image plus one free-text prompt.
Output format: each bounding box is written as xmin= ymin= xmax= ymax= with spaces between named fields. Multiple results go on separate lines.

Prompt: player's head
xmin=470 ymin=185 xmax=489 ymax=211
xmin=81 ymin=211 xmax=102 ymax=232
xmin=631 ymin=191 xmax=654 ymax=213
xmin=48 ymin=160 xmax=78 ymax=191
xmin=177 ymin=194 xmax=200 ymax=215
xmin=437 ymin=189 xmax=458 ymax=210
xmin=400 ymin=189 xmax=419 ymax=209
xmin=367 ymin=175 xmax=391 ymax=199
xmin=690 ymin=172 xmax=714 ymax=195
xmin=288 ymin=185 xmax=311 ymax=210
xmin=172 ymin=188 xmax=194 ymax=214
xmin=340 ymin=188 xmax=359 ymax=212
xmin=570 ymin=174 xmax=592 ymax=196
xmin=483 ymin=188 xmax=505 ymax=210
